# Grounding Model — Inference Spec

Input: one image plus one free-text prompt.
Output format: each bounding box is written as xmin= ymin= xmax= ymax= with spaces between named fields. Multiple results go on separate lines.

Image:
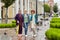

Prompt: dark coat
xmin=15 ymin=13 xmax=24 ymax=34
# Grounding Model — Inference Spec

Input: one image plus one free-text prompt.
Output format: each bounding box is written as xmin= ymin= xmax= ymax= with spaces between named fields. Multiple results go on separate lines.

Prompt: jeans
xmin=24 ymin=23 xmax=28 ymax=35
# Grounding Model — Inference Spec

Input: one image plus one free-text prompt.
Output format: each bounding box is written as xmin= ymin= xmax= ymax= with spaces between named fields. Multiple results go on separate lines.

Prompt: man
xmin=15 ymin=10 xmax=24 ymax=40
xmin=23 ymin=10 xmax=29 ymax=37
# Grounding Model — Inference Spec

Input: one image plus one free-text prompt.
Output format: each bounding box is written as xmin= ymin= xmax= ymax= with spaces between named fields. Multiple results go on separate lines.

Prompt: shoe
xmin=33 ymin=34 xmax=37 ymax=37
xmin=25 ymin=35 xmax=28 ymax=37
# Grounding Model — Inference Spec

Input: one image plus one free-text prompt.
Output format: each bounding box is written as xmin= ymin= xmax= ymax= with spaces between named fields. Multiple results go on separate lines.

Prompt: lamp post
xmin=43 ymin=0 xmax=45 ymax=20
xmin=36 ymin=0 xmax=38 ymax=24
xmin=36 ymin=0 xmax=37 ymax=14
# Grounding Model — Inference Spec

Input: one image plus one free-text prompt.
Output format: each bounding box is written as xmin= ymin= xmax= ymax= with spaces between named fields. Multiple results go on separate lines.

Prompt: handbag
xmin=16 ymin=25 xmax=19 ymax=35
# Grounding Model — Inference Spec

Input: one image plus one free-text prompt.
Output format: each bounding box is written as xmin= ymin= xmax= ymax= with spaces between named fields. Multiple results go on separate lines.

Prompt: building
xmin=48 ymin=0 xmax=54 ymax=14
xmin=48 ymin=0 xmax=54 ymax=7
xmin=0 ymin=0 xmax=43 ymax=19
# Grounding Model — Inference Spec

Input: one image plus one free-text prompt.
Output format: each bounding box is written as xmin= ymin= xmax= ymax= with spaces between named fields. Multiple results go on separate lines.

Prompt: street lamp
xmin=43 ymin=0 xmax=45 ymax=20
xmin=36 ymin=0 xmax=38 ymax=24
xmin=36 ymin=0 xmax=37 ymax=14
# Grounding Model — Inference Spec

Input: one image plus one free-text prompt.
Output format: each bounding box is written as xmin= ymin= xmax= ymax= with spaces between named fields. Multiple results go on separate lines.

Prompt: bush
xmin=50 ymin=17 xmax=60 ymax=28
xmin=53 ymin=14 xmax=58 ymax=17
xmin=12 ymin=20 xmax=16 ymax=23
xmin=51 ymin=17 xmax=60 ymax=21
xmin=45 ymin=28 xmax=60 ymax=40
xmin=0 ymin=23 xmax=16 ymax=28
xmin=46 ymin=17 xmax=60 ymax=40
xmin=44 ymin=4 xmax=50 ymax=13
xmin=50 ymin=23 xmax=60 ymax=28
xmin=50 ymin=20 xmax=60 ymax=23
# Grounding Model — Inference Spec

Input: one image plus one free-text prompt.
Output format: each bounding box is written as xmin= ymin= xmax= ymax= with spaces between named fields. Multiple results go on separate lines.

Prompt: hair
xmin=24 ymin=9 xmax=27 ymax=12
xmin=31 ymin=10 xmax=35 ymax=13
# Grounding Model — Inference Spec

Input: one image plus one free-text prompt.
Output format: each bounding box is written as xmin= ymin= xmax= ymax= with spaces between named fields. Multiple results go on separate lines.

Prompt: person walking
xmin=23 ymin=10 xmax=29 ymax=37
xmin=30 ymin=10 xmax=37 ymax=37
xmin=15 ymin=10 xmax=24 ymax=40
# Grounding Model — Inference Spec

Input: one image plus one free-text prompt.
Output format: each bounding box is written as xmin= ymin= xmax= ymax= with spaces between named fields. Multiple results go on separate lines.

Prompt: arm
xmin=22 ymin=14 xmax=24 ymax=23
xmin=15 ymin=14 xmax=19 ymax=26
xmin=35 ymin=14 xmax=38 ymax=24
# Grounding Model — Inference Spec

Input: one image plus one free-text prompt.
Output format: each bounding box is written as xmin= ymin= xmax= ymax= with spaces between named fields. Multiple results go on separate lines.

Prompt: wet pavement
xmin=0 ymin=17 xmax=52 ymax=40
xmin=21 ymin=17 xmax=51 ymax=40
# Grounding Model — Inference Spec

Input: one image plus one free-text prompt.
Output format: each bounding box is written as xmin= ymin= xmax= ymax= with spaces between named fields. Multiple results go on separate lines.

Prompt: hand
xmin=17 ymin=21 xmax=19 ymax=23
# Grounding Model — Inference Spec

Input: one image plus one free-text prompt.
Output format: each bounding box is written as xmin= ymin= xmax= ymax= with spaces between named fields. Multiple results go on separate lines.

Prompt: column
xmin=0 ymin=0 xmax=1 ymax=19
xmin=42 ymin=5 xmax=44 ymax=14
xmin=12 ymin=5 xmax=15 ymax=18
xmin=20 ymin=0 xmax=23 ymax=14
xmin=27 ymin=0 xmax=29 ymax=14
xmin=15 ymin=0 xmax=19 ymax=14
xmin=25 ymin=0 xmax=27 ymax=10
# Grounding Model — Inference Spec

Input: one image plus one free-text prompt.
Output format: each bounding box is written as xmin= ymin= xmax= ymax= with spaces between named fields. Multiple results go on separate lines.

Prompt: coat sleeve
xmin=28 ymin=14 xmax=30 ymax=24
xmin=22 ymin=14 xmax=24 ymax=23
xmin=15 ymin=14 xmax=19 ymax=26
xmin=35 ymin=14 xmax=38 ymax=24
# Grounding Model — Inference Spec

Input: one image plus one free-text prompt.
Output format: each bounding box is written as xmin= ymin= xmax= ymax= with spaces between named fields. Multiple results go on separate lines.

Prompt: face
xmin=24 ymin=10 xmax=27 ymax=14
xmin=18 ymin=10 xmax=21 ymax=14
xmin=31 ymin=11 xmax=35 ymax=14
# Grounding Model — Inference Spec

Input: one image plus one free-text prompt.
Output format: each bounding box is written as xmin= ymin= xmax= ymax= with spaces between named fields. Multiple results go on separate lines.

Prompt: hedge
xmin=45 ymin=28 xmax=60 ymax=40
xmin=51 ymin=18 xmax=60 ymax=23
xmin=46 ymin=17 xmax=60 ymax=40
xmin=50 ymin=20 xmax=60 ymax=23
xmin=51 ymin=17 xmax=60 ymax=20
xmin=53 ymin=14 xmax=58 ymax=17
xmin=50 ymin=17 xmax=60 ymax=28
xmin=50 ymin=23 xmax=60 ymax=28
xmin=0 ymin=23 xmax=16 ymax=28
xmin=12 ymin=20 xmax=16 ymax=23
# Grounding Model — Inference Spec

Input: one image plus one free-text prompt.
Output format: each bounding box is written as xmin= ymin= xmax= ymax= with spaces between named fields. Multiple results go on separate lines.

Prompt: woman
xmin=15 ymin=10 xmax=24 ymax=40
xmin=30 ymin=10 xmax=37 ymax=37
xmin=23 ymin=10 xmax=29 ymax=37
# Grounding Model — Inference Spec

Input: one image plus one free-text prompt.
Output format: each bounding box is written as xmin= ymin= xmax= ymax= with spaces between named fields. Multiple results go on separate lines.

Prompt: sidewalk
xmin=21 ymin=19 xmax=50 ymax=40
xmin=0 ymin=17 xmax=52 ymax=40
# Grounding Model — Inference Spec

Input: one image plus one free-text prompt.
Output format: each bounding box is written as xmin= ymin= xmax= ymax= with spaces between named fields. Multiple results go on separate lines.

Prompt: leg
xmin=18 ymin=27 xmax=22 ymax=34
xmin=32 ymin=28 xmax=37 ymax=37
xmin=32 ymin=28 xmax=35 ymax=35
xmin=18 ymin=34 xmax=22 ymax=40
xmin=25 ymin=23 xmax=28 ymax=35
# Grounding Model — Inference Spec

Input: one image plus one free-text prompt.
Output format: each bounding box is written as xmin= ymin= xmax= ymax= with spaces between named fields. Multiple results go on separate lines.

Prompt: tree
xmin=1 ymin=0 xmax=15 ymax=23
xmin=53 ymin=3 xmax=58 ymax=13
xmin=44 ymin=4 xmax=50 ymax=13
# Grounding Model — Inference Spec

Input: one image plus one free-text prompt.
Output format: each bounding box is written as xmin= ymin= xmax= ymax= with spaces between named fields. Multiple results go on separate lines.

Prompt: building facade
xmin=0 ymin=0 xmax=43 ymax=19
xmin=48 ymin=0 xmax=54 ymax=13
xmin=48 ymin=0 xmax=54 ymax=7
